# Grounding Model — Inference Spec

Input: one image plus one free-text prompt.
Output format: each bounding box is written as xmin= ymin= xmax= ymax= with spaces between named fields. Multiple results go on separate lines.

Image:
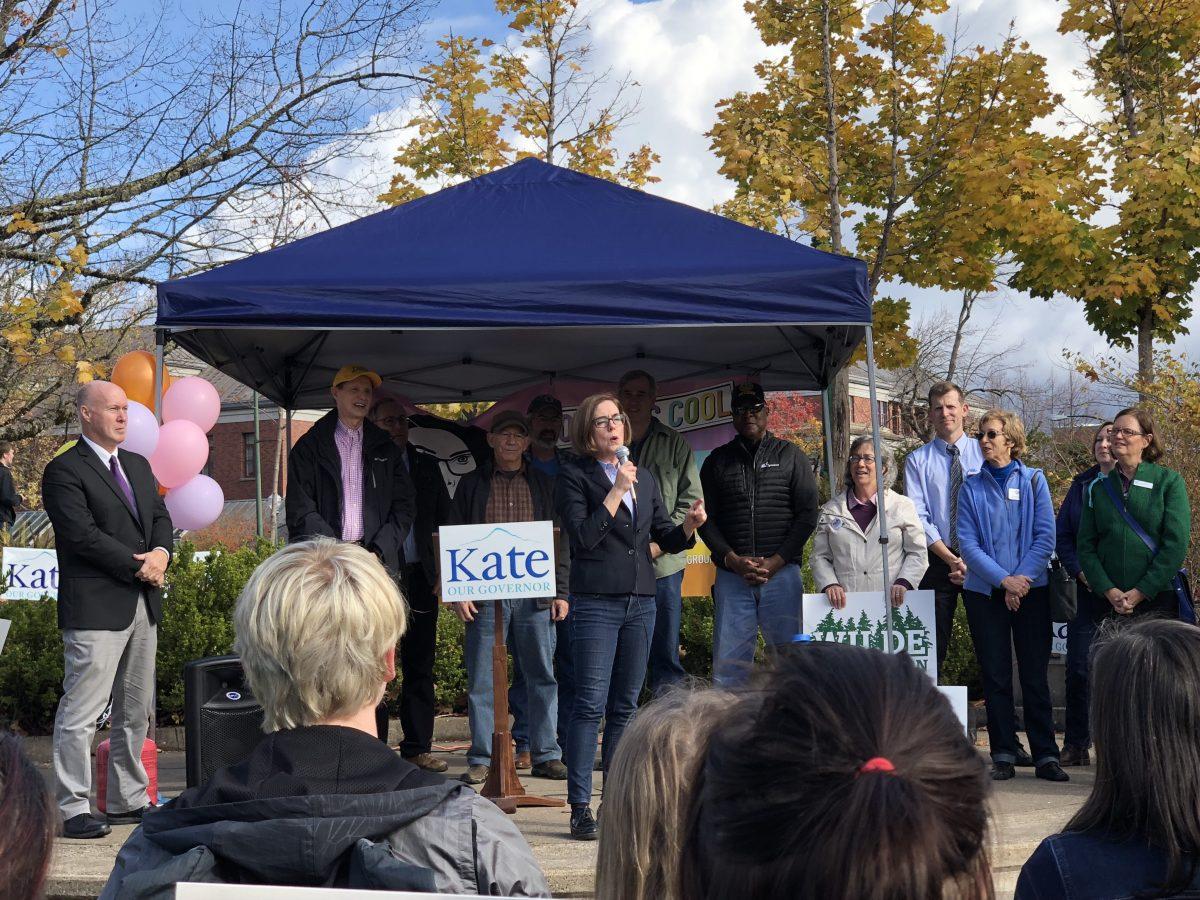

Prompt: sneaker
xmin=460 ymin=765 xmax=490 ymax=785
xmin=106 ymin=806 xmax=149 ymax=825
xmin=405 ymin=753 xmax=449 ymax=773
xmin=991 ymin=761 xmax=1016 ymax=781
xmin=1060 ymin=745 xmax=1091 ymax=767
xmin=514 ymin=751 xmax=532 ymax=770
xmin=570 ymin=805 xmax=598 ymax=840
xmin=1014 ymin=745 xmax=1034 ymax=767
xmin=531 ymin=759 xmax=568 ymax=779
xmin=62 ymin=813 xmax=111 ymax=839
xmin=1036 ymin=761 xmax=1070 ymax=782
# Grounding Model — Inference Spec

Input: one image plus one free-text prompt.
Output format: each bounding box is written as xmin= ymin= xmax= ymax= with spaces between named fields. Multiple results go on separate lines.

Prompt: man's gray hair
xmin=843 ymin=435 xmax=897 ymax=492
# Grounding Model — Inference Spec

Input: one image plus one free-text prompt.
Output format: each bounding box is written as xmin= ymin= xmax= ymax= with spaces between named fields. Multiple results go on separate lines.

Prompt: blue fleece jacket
xmin=1055 ymin=464 xmax=1105 ymax=579
xmin=957 ymin=459 xmax=1056 ymax=596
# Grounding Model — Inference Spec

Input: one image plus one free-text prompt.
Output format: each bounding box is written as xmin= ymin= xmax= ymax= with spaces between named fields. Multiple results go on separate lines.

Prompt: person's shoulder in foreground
xmin=1016 ymin=831 xmax=1200 ymax=900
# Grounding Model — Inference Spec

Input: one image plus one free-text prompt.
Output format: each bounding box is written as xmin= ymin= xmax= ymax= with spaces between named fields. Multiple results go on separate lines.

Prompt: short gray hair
xmin=843 ymin=435 xmax=897 ymax=492
xmin=234 ymin=539 xmax=407 ymax=731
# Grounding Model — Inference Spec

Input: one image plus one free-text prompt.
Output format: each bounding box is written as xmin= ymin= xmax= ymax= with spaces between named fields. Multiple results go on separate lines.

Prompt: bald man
xmin=42 ymin=381 xmax=174 ymax=838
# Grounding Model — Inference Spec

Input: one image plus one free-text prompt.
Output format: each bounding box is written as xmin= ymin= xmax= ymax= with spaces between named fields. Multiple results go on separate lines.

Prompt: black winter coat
xmin=405 ymin=444 xmax=452 ymax=584
xmin=699 ymin=433 xmax=819 ymax=571
xmin=285 ymin=411 xmax=416 ymax=574
xmin=0 ymin=462 xmax=20 ymax=527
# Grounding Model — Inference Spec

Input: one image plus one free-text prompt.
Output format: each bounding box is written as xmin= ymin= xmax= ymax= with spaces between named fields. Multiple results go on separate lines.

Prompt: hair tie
xmin=857 ymin=757 xmax=896 ymax=776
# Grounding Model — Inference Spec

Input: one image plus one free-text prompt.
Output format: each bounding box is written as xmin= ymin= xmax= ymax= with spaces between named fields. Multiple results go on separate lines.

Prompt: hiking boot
xmin=531 ymin=759 xmax=568 ymax=779
xmin=405 ymin=752 xmax=448 ymax=773
xmin=460 ymin=764 xmax=490 ymax=785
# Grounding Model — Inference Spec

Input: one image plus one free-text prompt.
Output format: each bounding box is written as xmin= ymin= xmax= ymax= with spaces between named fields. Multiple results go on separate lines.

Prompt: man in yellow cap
xmin=285 ymin=364 xmax=416 ymax=627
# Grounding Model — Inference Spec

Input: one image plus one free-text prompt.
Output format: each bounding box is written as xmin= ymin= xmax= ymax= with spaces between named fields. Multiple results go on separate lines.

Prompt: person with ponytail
xmin=680 ymin=642 xmax=993 ymax=900
xmin=555 ymin=392 xmax=705 ymax=840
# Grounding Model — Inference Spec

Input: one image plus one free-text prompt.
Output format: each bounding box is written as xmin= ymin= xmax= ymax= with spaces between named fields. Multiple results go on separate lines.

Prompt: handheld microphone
xmin=615 ymin=445 xmax=630 ymax=467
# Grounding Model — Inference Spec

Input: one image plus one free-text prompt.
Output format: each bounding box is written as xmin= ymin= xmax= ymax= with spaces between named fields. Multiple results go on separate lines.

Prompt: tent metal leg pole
xmin=153 ymin=332 xmax=166 ymax=422
xmin=864 ymin=326 xmax=894 ymax=656
xmin=821 ymin=386 xmax=836 ymax=494
xmin=254 ymin=393 xmax=263 ymax=539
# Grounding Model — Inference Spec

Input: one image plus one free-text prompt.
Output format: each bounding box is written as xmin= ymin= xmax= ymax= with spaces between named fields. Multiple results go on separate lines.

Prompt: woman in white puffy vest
xmin=811 ymin=436 xmax=928 ymax=609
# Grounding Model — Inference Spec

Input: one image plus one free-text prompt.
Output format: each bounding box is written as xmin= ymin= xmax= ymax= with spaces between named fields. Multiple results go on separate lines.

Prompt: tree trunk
xmin=830 ymin=367 xmax=852 ymax=463
xmin=1138 ymin=301 xmax=1155 ymax=401
xmin=946 ymin=288 xmax=978 ymax=383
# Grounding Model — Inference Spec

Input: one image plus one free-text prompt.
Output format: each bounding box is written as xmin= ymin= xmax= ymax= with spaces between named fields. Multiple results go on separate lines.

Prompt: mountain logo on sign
xmin=812 ymin=605 xmax=933 ymax=667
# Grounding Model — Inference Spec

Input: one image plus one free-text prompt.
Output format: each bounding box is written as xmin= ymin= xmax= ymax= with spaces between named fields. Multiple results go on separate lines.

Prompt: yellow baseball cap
xmin=332 ymin=364 xmax=382 ymax=389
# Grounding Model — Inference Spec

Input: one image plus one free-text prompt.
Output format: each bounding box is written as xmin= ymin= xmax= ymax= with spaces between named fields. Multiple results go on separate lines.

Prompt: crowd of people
xmin=10 ymin=362 xmax=1197 ymax=896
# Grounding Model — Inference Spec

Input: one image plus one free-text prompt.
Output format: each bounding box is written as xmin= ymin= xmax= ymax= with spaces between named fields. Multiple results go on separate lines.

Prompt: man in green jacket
xmin=618 ymin=370 xmax=703 ymax=694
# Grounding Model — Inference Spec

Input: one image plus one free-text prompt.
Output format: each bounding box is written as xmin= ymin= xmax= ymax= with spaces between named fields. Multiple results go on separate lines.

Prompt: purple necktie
xmin=109 ymin=456 xmax=139 ymax=516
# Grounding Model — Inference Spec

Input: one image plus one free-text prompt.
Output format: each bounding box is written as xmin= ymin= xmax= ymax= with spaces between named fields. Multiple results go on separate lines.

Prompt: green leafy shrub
xmin=0 ymin=598 xmax=63 ymax=733
xmin=940 ymin=603 xmax=982 ymax=698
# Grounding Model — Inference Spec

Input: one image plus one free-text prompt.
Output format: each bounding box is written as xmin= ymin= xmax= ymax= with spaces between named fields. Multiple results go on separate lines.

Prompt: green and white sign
xmin=802 ymin=590 xmax=938 ymax=681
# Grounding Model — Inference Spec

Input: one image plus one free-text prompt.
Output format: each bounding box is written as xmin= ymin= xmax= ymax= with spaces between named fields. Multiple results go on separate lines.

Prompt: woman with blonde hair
xmin=595 ymin=686 xmax=737 ymax=900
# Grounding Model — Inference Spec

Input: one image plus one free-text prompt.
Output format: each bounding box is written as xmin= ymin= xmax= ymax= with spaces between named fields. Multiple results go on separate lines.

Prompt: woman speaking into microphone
xmin=556 ymin=392 xmax=706 ymax=840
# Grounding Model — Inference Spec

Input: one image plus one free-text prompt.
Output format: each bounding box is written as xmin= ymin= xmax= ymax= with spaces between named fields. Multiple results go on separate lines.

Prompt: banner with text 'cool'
xmin=439 ymin=521 xmax=556 ymax=602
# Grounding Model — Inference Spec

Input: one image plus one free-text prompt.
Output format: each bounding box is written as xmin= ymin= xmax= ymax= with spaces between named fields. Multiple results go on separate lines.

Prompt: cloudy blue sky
xmin=316 ymin=0 xmax=1197 ymax=378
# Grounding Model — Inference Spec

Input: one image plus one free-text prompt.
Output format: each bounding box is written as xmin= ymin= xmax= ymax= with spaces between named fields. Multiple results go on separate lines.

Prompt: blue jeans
xmin=646 ymin=570 xmax=687 ymax=695
xmin=713 ymin=563 xmax=802 ymax=686
xmin=510 ymin=611 xmax=575 ymax=760
xmin=566 ymin=593 xmax=655 ymax=806
xmin=465 ymin=598 xmax=560 ymax=766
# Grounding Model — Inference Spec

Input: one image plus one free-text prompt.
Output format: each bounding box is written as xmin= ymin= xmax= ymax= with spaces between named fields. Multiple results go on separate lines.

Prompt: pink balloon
xmin=164 ymin=475 xmax=224 ymax=530
xmin=150 ymin=420 xmax=209 ymax=488
xmin=162 ymin=376 xmax=221 ymax=433
xmin=119 ymin=401 xmax=160 ymax=459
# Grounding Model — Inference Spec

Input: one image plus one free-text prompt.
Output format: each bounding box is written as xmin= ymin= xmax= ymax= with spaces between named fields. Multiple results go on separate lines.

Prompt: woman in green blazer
xmin=1077 ymin=407 xmax=1191 ymax=619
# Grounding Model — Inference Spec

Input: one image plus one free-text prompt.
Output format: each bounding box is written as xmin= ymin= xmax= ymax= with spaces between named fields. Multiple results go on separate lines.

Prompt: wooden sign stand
xmin=480 ymin=595 xmax=564 ymax=812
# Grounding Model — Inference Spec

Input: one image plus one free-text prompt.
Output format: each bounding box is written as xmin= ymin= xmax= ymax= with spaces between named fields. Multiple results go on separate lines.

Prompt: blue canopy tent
xmin=155 ymin=158 xmax=897 ymax=638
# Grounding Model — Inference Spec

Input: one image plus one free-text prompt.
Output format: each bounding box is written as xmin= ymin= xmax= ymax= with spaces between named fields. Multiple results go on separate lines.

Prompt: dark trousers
xmin=1063 ymin=588 xmax=1106 ymax=750
xmin=566 ymin=593 xmax=655 ymax=807
xmin=646 ymin=569 xmax=686 ymax=695
xmin=964 ymin=586 xmax=1058 ymax=765
xmin=920 ymin=554 xmax=962 ymax=672
xmin=510 ymin=611 xmax=574 ymax=761
xmin=398 ymin=564 xmax=439 ymax=758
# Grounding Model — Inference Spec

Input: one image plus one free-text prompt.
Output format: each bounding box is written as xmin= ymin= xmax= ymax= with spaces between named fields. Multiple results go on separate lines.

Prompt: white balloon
xmin=119 ymin=401 xmax=160 ymax=458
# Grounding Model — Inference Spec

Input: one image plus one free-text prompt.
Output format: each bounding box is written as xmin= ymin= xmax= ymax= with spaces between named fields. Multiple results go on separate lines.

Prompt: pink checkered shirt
xmin=334 ymin=420 xmax=365 ymax=542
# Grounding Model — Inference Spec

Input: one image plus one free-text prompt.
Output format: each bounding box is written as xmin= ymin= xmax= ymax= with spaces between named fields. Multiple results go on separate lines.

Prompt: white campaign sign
xmin=1052 ymin=621 xmax=1068 ymax=656
xmin=178 ymin=885 xmax=515 ymax=900
xmin=0 ymin=618 xmax=10 ymax=653
xmin=438 ymin=520 xmax=556 ymax=602
xmin=2 ymin=547 xmax=59 ymax=599
xmin=937 ymin=685 xmax=970 ymax=736
xmin=802 ymin=590 xmax=938 ymax=682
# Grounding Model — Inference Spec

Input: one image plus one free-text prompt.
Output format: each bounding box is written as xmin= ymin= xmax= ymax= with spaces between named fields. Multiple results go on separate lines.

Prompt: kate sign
xmin=802 ymin=590 xmax=938 ymax=682
xmin=2 ymin=547 xmax=59 ymax=600
xmin=438 ymin=521 xmax=556 ymax=601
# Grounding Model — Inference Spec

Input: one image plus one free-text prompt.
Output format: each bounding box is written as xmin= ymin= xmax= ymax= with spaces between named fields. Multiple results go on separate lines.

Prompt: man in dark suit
xmin=370 ymin=395 xmax=451 ymax=772
xmin=42 ymin=381 xmax=174 ymax=839
xmin=0 ymin=441 xmax=22 ymax=529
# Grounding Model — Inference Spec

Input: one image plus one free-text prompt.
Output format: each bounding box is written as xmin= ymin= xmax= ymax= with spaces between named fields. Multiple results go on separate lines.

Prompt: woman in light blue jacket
xmin=956 ymin=409 xmax=1062 ymax=784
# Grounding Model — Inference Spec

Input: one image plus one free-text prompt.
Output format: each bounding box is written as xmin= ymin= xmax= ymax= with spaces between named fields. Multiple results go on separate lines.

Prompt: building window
xmin=242 ymin=433 xmax=257 ymax=479
xmin=201 ymin=437 xmax=214 ymax=477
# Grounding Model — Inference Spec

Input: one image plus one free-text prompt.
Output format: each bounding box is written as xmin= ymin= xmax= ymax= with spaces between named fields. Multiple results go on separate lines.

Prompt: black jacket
xmin=41 ymin=440 xmax=174 ymax=630
xmin=405 ymin=444 xmax=452 ymax=584
xmin=556 ymin=456 xmax=694 ymax=596
xmin=699 ymin=433 xmax=819 ymax=571
xmin=285 ymin=411 xmax=416 ymax=574
xmin=451 ymin=459 xmax=570 ymax=602
xmin=0 ymin=462 xmax=20 ymax=528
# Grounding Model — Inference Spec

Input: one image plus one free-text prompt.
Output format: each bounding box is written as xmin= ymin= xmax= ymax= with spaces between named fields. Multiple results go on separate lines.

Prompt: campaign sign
xmin=802 ymin=590 xmax=938 ymax=682
xmin=438 ymin=520 xmax=556 ymax=602
xmin=2 ymin=547 xmax=59 ymax=600
xmin=1052 ymin=621 xmax=1068 ymax=656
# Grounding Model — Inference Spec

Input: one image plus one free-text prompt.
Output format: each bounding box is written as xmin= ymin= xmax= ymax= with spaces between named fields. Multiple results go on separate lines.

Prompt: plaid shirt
xmin=334 ymin=420 xmax=365 ymax=542
xmin=484 ymin=466 xmax=536 ymax=524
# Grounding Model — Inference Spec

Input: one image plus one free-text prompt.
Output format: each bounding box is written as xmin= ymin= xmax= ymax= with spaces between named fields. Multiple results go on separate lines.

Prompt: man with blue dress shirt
xmin=903 ymin=381 xmax=982 ymax=672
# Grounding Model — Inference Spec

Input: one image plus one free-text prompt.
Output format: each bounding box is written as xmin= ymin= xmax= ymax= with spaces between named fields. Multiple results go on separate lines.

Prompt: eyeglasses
xmin=733 ymin=403 xmax=765 ymax=416
xmin=375 ymin=416 xmax=410 ymax=428
xmin=1110 ymin=427 xmax=1145 ymax=438
xmin=976 ymin=429 xmax=1005 ymax=441
xmin=592 ymin=414 xmax=628 ymax=429
xmin=848 ymin=454 xmax=876 ymax=464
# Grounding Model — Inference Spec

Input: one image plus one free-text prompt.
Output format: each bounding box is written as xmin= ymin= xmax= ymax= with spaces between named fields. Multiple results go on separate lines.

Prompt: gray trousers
xmin=53 ymin=599 xmax=156 ymax=818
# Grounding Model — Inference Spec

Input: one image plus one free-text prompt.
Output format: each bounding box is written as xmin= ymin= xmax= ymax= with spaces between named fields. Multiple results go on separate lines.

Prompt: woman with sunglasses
xmin=555 ymin=392 xmax=706 ymax=840
xmin=1076 ymin=407 xmax=1190 ymax=621
xmin=1054 ymin=421 xmax=1113 ymax=768
xmin=811 ymin=435 xmax=927 ymax=610
xmin=956 ymin=409 xmax=1063 ymax=783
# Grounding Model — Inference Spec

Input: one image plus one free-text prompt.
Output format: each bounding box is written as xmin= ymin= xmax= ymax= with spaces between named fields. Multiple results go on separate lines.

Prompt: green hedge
xmin=0 ymin=540 xmax=983 ymax=732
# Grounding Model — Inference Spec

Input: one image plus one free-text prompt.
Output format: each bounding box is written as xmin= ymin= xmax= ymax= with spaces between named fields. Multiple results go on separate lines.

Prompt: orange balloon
xmin=158 ymin=483 xmax=169 ymax=497
xmin=111 ymin=350 xmax=172 ymax=410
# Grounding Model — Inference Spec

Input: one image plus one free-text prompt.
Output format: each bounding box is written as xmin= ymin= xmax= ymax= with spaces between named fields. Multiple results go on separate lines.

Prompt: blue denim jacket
xmin=1017 ymin=832 xmax=1200 ymax=900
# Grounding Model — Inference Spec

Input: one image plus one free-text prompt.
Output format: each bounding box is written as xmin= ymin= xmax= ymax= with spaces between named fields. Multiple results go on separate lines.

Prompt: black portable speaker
xmin=183 ymin=655 xmax=265 ymax=788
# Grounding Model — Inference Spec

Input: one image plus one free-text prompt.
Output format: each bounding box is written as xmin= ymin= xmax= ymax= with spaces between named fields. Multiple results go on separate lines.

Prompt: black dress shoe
xmin=1014 ymin=746 xmax=1034 ymax=767
xmin=63 ymin=813 xmax=112 ymax=839
xmin=991 ymin=761 xmax=1016 ymax=781
xmin=1036 ymin=761 xmax=1070 ymax=782
xmin=570 ymin=805 xmax=599 ymax=840
xmin=106 ymin=806 xmax=149 ymax=825
xmin=1060 ymin=744 xmax=1091 ymax=767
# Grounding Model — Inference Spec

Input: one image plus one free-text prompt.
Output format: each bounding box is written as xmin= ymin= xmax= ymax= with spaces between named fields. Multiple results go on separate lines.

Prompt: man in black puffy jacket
xmin=700 ymin=382 xmax=819 ymax=685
